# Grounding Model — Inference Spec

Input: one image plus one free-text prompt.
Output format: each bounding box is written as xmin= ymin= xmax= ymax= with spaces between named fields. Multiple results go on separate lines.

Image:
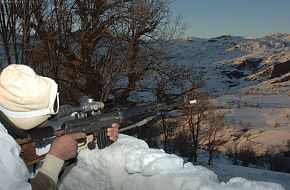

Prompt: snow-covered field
xmin=212 ymin=81 xmax=290 ymax=154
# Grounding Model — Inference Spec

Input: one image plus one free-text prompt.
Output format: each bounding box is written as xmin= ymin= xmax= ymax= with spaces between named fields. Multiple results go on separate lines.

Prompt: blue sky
xmin=170 ymin=0 xmax=290 ymax=38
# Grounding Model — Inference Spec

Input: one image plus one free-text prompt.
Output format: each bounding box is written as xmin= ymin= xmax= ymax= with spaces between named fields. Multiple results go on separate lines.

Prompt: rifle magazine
xmin=96 ymin=127 xmax=114 ymax=149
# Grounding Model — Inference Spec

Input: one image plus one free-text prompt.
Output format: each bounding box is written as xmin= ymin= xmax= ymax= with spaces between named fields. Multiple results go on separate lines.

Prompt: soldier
xmin=0 ymin=64 xmax=119 ymax=189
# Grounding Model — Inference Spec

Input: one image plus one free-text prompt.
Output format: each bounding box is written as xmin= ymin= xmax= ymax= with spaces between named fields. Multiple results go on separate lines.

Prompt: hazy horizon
xmin=170 ymin=0 xmax=290 ymax=38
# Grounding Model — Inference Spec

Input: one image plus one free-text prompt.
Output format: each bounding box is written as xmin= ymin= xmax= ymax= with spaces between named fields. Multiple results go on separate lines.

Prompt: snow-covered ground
xmin=58 ymin=134 xmax=289 ymax=190
xmin=197 ymin=150 xmax=290 ymax=190
xmin=211 ymin=80 xmax=290 ymax=153
xmin=162 ymin=33 xmax=290 ymax=158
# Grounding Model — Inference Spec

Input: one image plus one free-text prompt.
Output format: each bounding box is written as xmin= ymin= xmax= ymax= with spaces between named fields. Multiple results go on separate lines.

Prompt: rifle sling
xmin=0 ymin=111 xmax=27 ymax=139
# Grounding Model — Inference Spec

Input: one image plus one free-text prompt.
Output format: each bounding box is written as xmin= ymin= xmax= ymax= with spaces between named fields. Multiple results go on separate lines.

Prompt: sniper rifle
xmin=2 ymin=96 xmax=196 ymax=165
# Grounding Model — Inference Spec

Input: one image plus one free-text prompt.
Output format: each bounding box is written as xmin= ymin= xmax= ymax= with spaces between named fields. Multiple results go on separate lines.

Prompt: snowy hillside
xmin=163 ymin=33 xmax=290 ymax=157
xmin=164 ymin=33 xmax=290 ymax=94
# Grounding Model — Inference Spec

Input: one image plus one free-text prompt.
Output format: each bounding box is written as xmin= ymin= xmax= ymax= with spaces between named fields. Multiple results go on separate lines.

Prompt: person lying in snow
xmin=0 ymin=64 xmax=119 ymax=190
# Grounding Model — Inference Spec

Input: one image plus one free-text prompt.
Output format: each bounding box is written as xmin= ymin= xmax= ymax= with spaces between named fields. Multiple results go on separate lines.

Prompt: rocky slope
xmin=164 ymin=33 xmax=290 ymax=95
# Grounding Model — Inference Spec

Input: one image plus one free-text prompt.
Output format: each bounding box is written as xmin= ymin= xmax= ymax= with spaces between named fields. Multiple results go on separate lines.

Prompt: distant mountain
xmin=163 ymin=33 xmax=290 ymax=95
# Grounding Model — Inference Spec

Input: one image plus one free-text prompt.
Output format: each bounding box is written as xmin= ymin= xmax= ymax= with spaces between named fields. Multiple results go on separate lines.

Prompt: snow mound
xmin=58 ymin=134 xmax=285 ymax=190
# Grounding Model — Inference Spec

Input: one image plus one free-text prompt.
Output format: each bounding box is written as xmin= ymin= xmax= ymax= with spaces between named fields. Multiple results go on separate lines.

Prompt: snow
xmin=58 ymin=134 xmax=286 ymax=190
xmin=210 ymin=81 xmax=290 ymax=154
xmin=1 ymin=32 xmax=290 ymax=190
xmin=162 ymin=33 xmax=290 ymax=96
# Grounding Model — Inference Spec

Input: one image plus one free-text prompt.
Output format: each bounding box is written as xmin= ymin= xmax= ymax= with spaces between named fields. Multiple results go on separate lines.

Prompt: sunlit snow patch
xmin=58 ymin=134 xmax=285 ymax=190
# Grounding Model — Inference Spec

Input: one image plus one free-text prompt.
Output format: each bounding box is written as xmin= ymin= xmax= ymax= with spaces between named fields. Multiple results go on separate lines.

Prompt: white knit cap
xmin=0 ymin=64 xmax=59 ymax=130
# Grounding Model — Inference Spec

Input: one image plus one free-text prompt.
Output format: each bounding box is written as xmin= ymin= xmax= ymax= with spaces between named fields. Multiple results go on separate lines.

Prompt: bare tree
xmin=173 ymin=126 xmax=192 ymax=159
xmin=0 ymin=0 xmax=194 ymax=106
xmin=0 ymin=1 xmax=21 ymax=66
xmin=0 ymin=0 xmax=40 ymax=67
xmin=206 ymin=111 xmax=224 ymax=165
xmin=185 ymin=92 xmax=209 ymax=163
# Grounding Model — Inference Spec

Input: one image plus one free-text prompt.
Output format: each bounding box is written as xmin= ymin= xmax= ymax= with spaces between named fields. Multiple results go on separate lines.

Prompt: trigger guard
xmin=77 ymin=138 xmax=87 ymax=147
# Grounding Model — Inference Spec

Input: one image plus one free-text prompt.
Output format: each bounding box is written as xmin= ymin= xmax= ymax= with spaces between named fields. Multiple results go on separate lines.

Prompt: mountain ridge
xmin=164 ymin=33 xmax=290 ymax=95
